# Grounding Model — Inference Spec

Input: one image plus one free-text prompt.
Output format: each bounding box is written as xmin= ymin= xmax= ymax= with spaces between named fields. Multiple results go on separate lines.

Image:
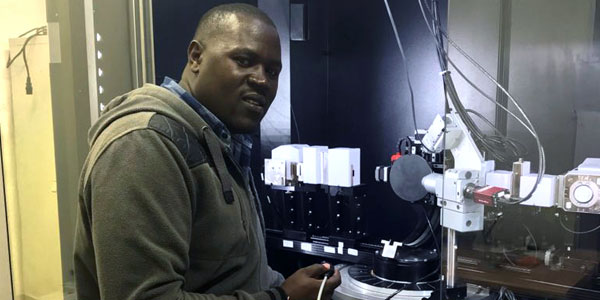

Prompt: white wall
xmin=1 ymin=1 xmax=66 ymax=300
xmin=0 ymin=2 xmax=50 ymax=298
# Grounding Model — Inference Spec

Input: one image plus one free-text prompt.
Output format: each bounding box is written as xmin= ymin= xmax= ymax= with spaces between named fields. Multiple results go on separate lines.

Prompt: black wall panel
xmin=289 ymin=0 xmax=447 ymax=242
xmin=289 ymin=0 xmax=329 ymax=146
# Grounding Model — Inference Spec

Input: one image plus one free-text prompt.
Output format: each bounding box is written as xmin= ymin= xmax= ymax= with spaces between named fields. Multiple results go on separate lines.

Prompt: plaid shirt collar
xmin=160 ymin=77 xmax=253 ymax=169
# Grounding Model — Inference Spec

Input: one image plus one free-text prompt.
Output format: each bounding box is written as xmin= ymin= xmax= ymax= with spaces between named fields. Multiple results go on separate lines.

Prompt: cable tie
xmin=440 ymin=70 xmax=451 ymax=76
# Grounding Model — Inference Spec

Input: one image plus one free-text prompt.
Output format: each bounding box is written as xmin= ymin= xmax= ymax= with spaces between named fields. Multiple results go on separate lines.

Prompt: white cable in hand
xmin=317 ymin=275 xmax=328 ymax=300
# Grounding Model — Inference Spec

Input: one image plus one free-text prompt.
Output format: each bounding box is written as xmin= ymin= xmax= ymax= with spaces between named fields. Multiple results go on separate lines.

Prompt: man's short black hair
xmin=194 ymin=3 xmax=276 ymax=41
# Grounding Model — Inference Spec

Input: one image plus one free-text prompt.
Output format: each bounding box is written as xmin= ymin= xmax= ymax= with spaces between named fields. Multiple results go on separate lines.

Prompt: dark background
xmin=286 ymin=0 xmax=446 ymax=243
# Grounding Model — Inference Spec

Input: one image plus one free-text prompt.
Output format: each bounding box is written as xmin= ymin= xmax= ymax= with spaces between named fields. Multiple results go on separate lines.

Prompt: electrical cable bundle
xmin=383 ymin=0 xmax=544 ymax=204
xmin=5 ymin=25 xmax=48 ymax=95
xmin=497 ymin=286 xmax=517 ymax=300
xmin=403 ymin=205 xmax=440 ymax=248
xmin=414 ymin=0 xmax=546 ymax=205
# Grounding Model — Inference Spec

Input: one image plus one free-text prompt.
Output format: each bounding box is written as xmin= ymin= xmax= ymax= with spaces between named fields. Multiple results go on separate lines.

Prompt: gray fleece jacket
xmin=74 ymin=84 xmax=285 ymax=300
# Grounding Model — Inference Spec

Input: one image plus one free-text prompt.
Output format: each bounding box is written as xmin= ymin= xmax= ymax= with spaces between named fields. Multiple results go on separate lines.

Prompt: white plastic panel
xmin=271 ymin=144 xmax=308 ymax=162
xmin=327 ymin=148 xmax=360 ymax=187
xmin=301 ymin=146 xmax=328 ymax=185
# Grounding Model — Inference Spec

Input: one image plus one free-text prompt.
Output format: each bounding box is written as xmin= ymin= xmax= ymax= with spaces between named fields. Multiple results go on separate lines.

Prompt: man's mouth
xmin=243 ymin=98 xmax=262 ymax=107
xmin=242 ymin=93 xmax=267 ymax=110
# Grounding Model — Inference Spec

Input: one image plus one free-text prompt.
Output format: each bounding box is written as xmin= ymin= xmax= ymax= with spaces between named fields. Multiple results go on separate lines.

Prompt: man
xmin=74 ymin=3 xmax=341 ymax=300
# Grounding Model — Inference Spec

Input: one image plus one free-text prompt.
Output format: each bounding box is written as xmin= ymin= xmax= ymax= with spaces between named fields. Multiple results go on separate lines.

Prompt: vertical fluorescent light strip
xmin=145 ymin=0 xmax=156 ymax=84
xmin=138 ymin=0 xmax=147 ymax=85
xmin=84 ymin=0 xmax=99 ymax=123
xmin=129 ymin=0 xmax=141 ymax=87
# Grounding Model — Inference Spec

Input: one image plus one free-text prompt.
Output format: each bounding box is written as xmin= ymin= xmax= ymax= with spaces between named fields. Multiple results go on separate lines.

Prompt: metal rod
xmin=128 ymin=0 xmax=141 ymax=88
xmin=446 ymin=228 xmax=457 ymax=288
xmin=138 ymin=0 xmax=147 ymax=85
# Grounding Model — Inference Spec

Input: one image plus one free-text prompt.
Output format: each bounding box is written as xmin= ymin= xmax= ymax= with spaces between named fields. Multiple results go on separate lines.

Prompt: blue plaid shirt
xmin=160 ymin=77 xmax=253 ymax=171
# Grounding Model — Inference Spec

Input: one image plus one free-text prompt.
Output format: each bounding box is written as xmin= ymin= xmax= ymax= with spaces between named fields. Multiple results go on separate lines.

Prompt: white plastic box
xmin=302 ymin=146 xmax=329 ymax=185
xmin=271 ymin=144 xmax=308 ymax=162
xmin=485 ymin=167 xmax=556 ymax=207
xmin=265 ymin=144 xmax=308 ymax=186
xmin=519 ymin=174 xmax=557 ymax=207
xmin=485 ymin=170 xmax=512 ymax=189
xmin=327 ymin=148 xmax=360 ymax=187
xmin=264 ymin=159 xmax=286 ymax=186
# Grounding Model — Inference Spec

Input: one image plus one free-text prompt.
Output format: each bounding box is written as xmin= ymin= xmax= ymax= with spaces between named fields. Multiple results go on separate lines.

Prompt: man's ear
xmin=187 ymin=40 xmax=204 ymax=73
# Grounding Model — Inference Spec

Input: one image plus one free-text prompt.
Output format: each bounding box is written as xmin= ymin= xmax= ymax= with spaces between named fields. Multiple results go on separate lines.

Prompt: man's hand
xmin=280 ymin=264 xmax=342 ymax=300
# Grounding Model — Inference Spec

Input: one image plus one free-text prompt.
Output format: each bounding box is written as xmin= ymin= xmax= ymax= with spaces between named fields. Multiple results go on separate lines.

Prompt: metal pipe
xmin=422 ymin=173 xmax=442 ymax=194
xmin=511 ymin=158 xmax=523 ymax=197
xmin=446 ymin=228 xmax=457 ymax=288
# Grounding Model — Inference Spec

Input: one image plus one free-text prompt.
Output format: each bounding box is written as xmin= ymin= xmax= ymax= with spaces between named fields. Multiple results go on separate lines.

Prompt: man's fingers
xmin=325 ymin=269 xmax=342 ymax=290
xmin=321 ymin=270 xmax=342 ymax=300
xmin=303 ymin=263 xmax=327 ymax=277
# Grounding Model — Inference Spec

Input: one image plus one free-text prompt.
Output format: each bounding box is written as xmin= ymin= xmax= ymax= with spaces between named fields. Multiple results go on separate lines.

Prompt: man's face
xmin=188 ymin=14 xmax=282 ymax=133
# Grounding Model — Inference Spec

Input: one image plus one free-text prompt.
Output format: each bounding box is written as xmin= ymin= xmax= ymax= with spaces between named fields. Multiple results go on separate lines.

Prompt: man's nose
xmin=247 ymin=67 xmax=269 ymax=92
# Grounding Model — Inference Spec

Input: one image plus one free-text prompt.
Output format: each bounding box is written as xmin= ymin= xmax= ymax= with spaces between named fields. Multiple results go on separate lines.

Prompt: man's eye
xmin=267 ymin=68 xmax=280 ymax=78
xmin=235 ymin=57 xmax=251 ymax=67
